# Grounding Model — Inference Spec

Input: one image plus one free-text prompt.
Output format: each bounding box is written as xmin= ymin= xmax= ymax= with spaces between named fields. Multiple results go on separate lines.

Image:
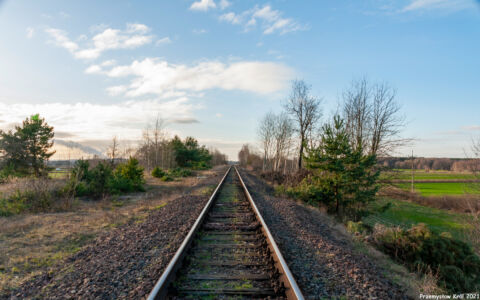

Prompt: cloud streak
xmin=402 ymin=0 xmax=473 ymax=12
xmin=86 ymin=58 xmax=294 ymax=98
xmin=219 ymin=4 xmax=306 ymax=35
xmin=45 ymin=23 xmax=155 ymax=60
xmin=190 ymin=0 xmax=216 ymax=11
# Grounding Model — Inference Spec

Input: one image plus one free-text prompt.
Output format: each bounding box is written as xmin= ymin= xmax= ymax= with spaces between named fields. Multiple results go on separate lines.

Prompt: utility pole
xmin=411 ymin=150 xmax=415 ymax=193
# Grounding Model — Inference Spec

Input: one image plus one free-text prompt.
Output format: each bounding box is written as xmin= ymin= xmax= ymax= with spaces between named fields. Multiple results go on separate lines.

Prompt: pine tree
xmin=0 ymin=114 xmax=55 ymax=176
xmin=304 ymin=115 xmax=379 ymax=218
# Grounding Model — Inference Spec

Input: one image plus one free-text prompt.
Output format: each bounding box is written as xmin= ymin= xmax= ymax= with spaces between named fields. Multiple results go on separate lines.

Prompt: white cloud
xmin=402 ymin=0 xmax=472 ymax=12
xmin=190 ymin=0 xmax=216 ymax=11
xmin=156 ymin=37 xmax=172 ymax=46
xmin=219 ymin=0 xmax=231 ymax=10
xmin=90 ymin=58 xmax=293 ymax=98
xmin=26 ymin=27 xmax=35 ymax=39
xmin=101 ymin=59 xmax=116 ymax=67
xmin=84 ymin=60 xmax=118 ymax=75
xmin=106 ymin=85 xmax=128 ymax=96
xmin=219 ymin=12 xmax=241 ymax=24
xmin=45 ymin=23 xmax=153 ymax=60
xmin=0 ymin=98 xmax=197 ymax=142
xmin=45 ymin=28 xmax=79 ymax=53
xmin=250 ymin=5 xmax=304 ymax=35
xmin=215 ymin=113 xmax=223 ymax=118
xmin=217 ymin=4 xmax=305 ymax=35
xmin=126 ymin=23 xmax=149 ymax=34
xmin=85 ymin=64 xmax=102 ymax=74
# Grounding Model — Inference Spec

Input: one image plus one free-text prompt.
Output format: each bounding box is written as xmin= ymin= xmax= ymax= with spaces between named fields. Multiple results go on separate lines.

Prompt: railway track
xmin=148 ymin=166 xmax=304 ymax=299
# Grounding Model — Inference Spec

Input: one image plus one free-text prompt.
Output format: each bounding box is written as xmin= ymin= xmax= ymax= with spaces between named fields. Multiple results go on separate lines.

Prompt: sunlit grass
xmin=364 ymin=197 xmax=469 ymax=239
xmin=395 ymin=182 xmax=479 ymax=196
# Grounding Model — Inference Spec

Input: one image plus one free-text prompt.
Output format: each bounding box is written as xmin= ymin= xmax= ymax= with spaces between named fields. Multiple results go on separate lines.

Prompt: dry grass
xmin=463 ymin=212 xmax=480 ymax=256
xmin=0 ymin=177 xmax=64 ymax=197
xmin=0 ymin=169 xmax=217 ymax=294
xmin=416 ymin=267 xmax=446 ymax=295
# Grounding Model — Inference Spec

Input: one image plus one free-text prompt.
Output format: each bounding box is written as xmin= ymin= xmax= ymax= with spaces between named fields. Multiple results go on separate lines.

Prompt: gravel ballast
xmin=3 ymin=167 xmax=228 ymax=300
xmin=239 ymin=168 xmax=411 ymax=299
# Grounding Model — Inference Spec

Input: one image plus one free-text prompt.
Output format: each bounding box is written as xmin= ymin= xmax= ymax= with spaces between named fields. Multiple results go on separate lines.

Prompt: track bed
xmin=149 ymin=167 xmax=302 ymax=299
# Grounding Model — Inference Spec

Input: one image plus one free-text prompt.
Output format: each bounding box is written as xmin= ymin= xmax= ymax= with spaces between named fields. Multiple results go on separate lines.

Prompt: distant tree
xmin=272 ymin=112 xmax=294 ymax=172
xmin=238 ymin=144 xmax=250 ymax=167
xmin=0 ymin=114 xmax=55 ymax=176
xmin=171 ymin=136 xmax=212 ymax=168
xmin=107 ymin=136 xmax=119 ymax=164
xmin=237 ymin=144 xmax=263 ymax=170
xmin=304 ymin=115 xmax=379 ymax=218
xmin=258 ymin=112 xmax=276 ymax=171
xmin=285 ymin=80 xmax=322 ymax=169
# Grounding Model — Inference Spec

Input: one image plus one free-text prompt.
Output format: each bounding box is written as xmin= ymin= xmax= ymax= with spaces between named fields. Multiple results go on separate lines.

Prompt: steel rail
xmin=147 ymin=166 xmax=232 ymax=300
xmin=234 ymin=166 xmax=305 ymax=300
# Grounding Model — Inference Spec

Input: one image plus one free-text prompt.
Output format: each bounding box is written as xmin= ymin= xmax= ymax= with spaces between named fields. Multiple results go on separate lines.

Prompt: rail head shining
xmin=147 ymin=166 xmax=232 ymax=300
xmin=234 ymin=166 xmax=305 ymax=300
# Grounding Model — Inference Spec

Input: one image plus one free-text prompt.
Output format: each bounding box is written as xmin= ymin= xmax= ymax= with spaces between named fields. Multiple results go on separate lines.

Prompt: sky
xmin=0 ymin=0 xmax=479 ymax=160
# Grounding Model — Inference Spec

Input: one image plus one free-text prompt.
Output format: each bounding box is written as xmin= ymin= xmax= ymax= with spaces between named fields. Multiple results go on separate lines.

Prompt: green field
xmin=381 ymin=169 xmax=480 ymax=196
xmin=364 ymin=197 xmax=469 ymax=239
xmin=381 ymin=169 xmax=477 ymax=181
xmin=395 ymin=182 xmax=479 ymax=196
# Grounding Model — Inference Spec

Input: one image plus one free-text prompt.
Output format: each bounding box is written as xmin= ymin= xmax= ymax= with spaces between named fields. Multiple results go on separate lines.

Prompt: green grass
xmin=48 ymin=171 xmax=69 ymax=179
xmin=364 ymin=198 xmax=469 ymax=239
xmin=395 ymin=182 xmax=479 ymax=196
xmin=381 ymin=169 xmax=476 ymax=181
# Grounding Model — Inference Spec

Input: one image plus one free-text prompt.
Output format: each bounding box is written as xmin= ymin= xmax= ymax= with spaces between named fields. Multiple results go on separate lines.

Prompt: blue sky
xmin=0 ymin=0 xmax=479 ymax=159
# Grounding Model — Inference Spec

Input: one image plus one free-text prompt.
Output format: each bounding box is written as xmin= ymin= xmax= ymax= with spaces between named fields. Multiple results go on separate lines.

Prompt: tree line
xmin=135 ymin=118 xmax=226 ymax=172
xmin=0 ymin=115 xmax=227 ymax=180
xmin=379 ymin=157 xmax=480 ymax=172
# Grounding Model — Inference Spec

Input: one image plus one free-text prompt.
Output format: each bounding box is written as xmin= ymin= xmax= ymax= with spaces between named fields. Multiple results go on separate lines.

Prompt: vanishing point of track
xmin=148 ymin=166 xmax=304 ymax=299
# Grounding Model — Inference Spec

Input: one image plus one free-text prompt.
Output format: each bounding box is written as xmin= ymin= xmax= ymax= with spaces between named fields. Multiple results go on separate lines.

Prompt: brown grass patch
xmin=380 ymin=186 xmax=480 ymax=214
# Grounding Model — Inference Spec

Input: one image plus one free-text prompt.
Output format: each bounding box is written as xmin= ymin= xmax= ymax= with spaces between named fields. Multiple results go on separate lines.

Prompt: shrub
xmin=0 ymin=178 xmax=65 ymax=216
xmin=88 ymin=162 xmax=113 ymax=197
xmin=151 ymin=167 xmax=166 ymax=178
xmin=192 ymin=161 xmax=210 ymax=170
xmin=168 ymin=167 xmax=192 ymax=178
xmin=346 ymin=221 xmax=370 ymax=235
xmin=372 ymin=223 xmax=480 ymax=293
xmin=67 ymin=157 xmax=145 ymax=198
xmin=160 ymin=175 xmax=174 ymax=182
xmin=114 ymin=158 xmax=144 ymax=191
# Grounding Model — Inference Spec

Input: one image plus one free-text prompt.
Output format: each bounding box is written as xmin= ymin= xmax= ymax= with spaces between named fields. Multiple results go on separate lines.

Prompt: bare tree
xmin=238 ymin=144 xmax=250 ymax=167
xmin=343 ymin=78 xmax=371 ymax=152
xmin=107 ymin=136 xmax=119 ymax=164
xmin=285 ymin=80 xmax=322 ymax=169
xmin=342 ymin=77 xmax=405 ymax=156
xmin=142 ymin=125 xmax=151 ymax=170
xmin=152 ymin=117 xmax=166 ymax=167
xmin=258 ymin=112 xmax=276 ymax=171
xmin=272 ymin=113 xmax=294 ymax=171
xmin=237 ymin=144 xmax=263 ymax=170
xmin=370 ymin=82 xmax=404 ymax=155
